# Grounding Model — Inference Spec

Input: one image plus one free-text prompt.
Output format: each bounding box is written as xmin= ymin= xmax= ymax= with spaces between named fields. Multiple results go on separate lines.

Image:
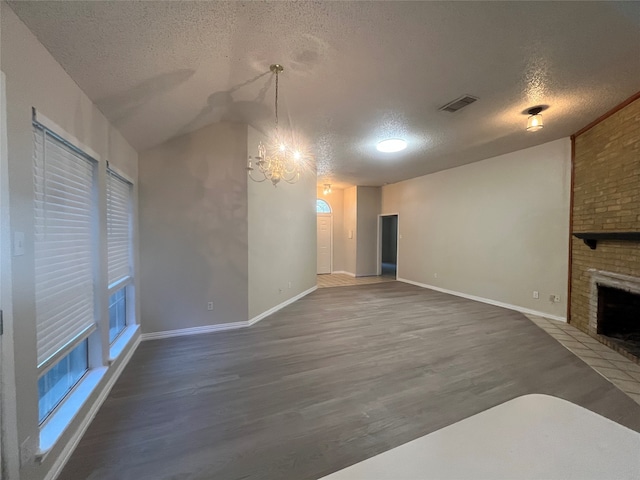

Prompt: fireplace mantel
xmin=573 ymin=232 xmax=640 ymax=250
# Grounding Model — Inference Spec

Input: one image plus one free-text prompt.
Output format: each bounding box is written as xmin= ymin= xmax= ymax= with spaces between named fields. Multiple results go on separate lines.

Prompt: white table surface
xmin=319 ymin=394 xmax=640 ymax=480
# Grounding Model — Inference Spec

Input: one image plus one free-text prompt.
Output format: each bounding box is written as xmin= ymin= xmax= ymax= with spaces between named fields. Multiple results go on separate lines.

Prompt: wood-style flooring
xmin=61 ymin=282 xmax=640 ymax=480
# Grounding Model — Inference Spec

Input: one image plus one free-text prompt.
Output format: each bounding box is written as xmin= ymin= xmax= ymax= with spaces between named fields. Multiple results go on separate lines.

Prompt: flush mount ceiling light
xmin=247 ymin=64 xmax=308 ymax=186
xmin=526 ymin=106 xmax=545 ymax=132
xmin=376 ymin=138 xmax=407 ymax=153
xmin=323 ymin=184 xmax=332 ymax=195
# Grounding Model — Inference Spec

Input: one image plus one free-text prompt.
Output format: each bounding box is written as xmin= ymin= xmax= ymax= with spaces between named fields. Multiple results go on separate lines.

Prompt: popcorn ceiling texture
xmin=7 ymin=1 xmax=640 ymax=186
xmin=570 ymin=97 xmax=640 ymax=337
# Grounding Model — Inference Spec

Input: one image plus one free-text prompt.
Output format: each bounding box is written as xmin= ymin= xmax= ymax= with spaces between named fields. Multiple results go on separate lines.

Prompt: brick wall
xmin=571 ymin=96 xmax=640 ymax=334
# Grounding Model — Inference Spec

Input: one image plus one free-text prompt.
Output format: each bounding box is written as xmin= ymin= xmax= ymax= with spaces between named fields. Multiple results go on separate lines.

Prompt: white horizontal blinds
xmin=33 ymin=125 xmax=97 ymax=369
xmin=107 ymin=169 xmax=132 ymax=286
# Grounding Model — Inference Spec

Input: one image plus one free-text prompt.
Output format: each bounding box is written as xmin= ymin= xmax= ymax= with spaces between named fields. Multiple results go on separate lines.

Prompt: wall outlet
xmin=288 ymin=281 xmax=292 ymax=289
xmin=433 ymin=273 xmax=438 ymax=278
xmin=533 ymin=291 xmax=539 ymax=299
xmin=207 ymin=302 xmax=214 ymax=311
xmin=550 ymin=294 xmax=561 ymax=303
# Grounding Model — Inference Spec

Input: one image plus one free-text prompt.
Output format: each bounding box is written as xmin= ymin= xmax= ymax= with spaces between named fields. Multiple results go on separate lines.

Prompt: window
xmin=38 ymin=340 xmax=88 ymax=423
xmin=107 ymin=166 xmax=133 ymax=343
xmin=33 ymin=114 xmax=98 ymax=424
xmin=109 ymin=288 xmax=126 ymax=343
xmin=33 ymin=121 xmax=97 ymax=372
xmin=316 ymin=198 xmax=331 ymax=213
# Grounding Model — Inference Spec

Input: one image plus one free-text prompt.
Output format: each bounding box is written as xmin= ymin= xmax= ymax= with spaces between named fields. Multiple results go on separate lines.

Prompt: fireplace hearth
xmin=587 ymin=271 xmax=640 ymax=363
xmin=597 ymin=286 xmax=640 ymax=359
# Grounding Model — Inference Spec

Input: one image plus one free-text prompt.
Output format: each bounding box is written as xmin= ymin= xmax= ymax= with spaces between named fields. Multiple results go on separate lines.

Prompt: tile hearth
xmin=525 ymin=314 xmax=640 ymax=405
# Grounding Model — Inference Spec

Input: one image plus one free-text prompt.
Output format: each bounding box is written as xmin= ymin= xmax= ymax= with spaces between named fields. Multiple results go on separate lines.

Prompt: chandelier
xmin=247 ymin=64 xmax=305 ymax=186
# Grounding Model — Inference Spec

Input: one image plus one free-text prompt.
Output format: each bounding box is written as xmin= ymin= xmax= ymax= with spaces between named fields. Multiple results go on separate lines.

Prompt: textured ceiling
xmin=8 ymin=1 xmax=640 ymax=187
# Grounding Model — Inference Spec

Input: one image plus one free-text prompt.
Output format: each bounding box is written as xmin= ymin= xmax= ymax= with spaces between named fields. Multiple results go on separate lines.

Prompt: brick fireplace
xmin=570 ymin=94 xmax=640 ymax=363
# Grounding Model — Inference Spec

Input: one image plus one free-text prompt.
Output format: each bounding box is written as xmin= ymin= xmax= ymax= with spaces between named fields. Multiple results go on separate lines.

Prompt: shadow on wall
xmin=140 ymin=125 xmax=249 ymax=328
xmin=179 ymin=71 xmax=273 ymax=136
xmin=96 ymin=69 xmax=196 ymax=125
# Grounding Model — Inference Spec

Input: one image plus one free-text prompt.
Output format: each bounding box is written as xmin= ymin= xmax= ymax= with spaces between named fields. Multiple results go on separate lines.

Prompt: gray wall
xmin=356 ymin=186 xmax=381 ymax=276
xmin=1 ymin=4 xmax=140 ymax=479
xmin=248 ymin=127 xmax=317 ymax=318
xmin=343 ymin=186 xmax=357 ymax=275
xmin=382 ymin=138 xmax=571 ymax=318
xmin=139 ymin=122 xmax=249 ymax=332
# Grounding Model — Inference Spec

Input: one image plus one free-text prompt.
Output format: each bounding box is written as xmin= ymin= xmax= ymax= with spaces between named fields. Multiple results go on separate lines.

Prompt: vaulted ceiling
xmin=8 ymin=1 xmax=640 ymax=187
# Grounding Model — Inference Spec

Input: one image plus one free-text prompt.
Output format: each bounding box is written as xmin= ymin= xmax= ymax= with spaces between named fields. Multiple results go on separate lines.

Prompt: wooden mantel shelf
xmin=573 ymin=232 xmax=640 ymax=250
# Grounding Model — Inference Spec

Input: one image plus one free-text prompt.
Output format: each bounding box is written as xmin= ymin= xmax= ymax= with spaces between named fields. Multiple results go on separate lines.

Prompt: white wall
xmin=1 ymin=4 xmax=140 ymax=479
xmin=382 ymin=138 xmax=571 ymax=319
xmin=248 ymin=126 xmax=317 ymax=319
xmin=356 ymin=186 xmax=381 ymax=276
xmin=139 ymin=122 xmax=249 ymax=333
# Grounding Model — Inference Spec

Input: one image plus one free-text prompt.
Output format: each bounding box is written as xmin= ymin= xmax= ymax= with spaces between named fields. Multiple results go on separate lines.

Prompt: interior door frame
xmin=1 ymin=70 xmax=20 ymax=480
xmin=377 ymin=213 xmax=399 ymax=277
xmin=317 ymin=213 xmax=333 ymax=274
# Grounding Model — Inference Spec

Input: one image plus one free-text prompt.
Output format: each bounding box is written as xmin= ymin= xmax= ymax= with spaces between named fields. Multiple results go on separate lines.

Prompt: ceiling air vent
xmin=439 ymin=95 xmax=478 ymax=113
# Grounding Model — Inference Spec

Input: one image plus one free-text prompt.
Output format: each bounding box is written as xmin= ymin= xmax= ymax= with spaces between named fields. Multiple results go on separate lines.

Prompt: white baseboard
xmin=141 ymin=285 xmax=318 ymax=341
xmin=398 ymin=278 xmax=567 ymax=323
xmin=331 ymin=270 xmax=356 ymax=277
xmin=248 ymin=285 xmax=317 ymax=326
xmin=44 ymin=331 xmax=141 ymax=480
xmin=140 ymin=321 xmax=248 ymax=341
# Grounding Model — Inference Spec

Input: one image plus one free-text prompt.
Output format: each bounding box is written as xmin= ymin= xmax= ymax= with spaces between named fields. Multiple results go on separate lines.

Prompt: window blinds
xmin=107 ymin=168 xmax=132 ymax=287
xmin=33 ymin=125 xmax=97 ymax=369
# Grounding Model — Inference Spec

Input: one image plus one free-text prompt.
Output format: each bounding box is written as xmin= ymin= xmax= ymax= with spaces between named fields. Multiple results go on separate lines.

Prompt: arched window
xmin=316 ymin=199 xmax=332 ymax=213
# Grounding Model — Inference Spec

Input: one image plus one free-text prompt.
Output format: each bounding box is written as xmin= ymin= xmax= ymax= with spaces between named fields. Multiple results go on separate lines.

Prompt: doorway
xmin=316 ymin=198 xmax=333 ymax=275
xmin=379 ymin=214 xmax=398 ymax=279
xmin=317 ymin=214 xmax=332 ymax=274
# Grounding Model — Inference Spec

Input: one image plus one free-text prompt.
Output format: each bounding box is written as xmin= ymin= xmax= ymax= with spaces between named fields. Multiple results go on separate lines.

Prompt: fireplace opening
xmin=597 ymin=286 xmax=640 ymax=359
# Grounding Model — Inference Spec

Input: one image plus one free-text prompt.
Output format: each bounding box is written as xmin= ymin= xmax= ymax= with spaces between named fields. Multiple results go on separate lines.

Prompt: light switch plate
xmin=13 ymin=231 xmax=25 ymax=256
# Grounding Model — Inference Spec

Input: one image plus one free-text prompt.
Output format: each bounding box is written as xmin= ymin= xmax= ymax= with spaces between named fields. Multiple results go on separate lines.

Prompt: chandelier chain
xmin=274 ymin=68 xmax=279 ymax=128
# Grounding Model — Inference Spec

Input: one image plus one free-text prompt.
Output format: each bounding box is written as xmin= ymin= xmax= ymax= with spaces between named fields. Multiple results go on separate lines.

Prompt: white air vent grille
xmin=439 ymin=95 xmax=478 ymax=113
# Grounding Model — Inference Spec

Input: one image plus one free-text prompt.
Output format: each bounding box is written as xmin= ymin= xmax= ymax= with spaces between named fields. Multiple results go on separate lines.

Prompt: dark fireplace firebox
xmin=597 ymin=286 xmax=640 ymax=359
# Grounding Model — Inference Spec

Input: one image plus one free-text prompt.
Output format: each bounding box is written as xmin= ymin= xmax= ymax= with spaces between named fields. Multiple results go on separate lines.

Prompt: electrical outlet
xmin=434 ymin=273 xmax=438 ymax=278
xmin=533 ymin=291 xmax=539 ymax=299
xmin=288 ymin=281 xmax=292 ymax=289
xmin=207 ymin=302 xmax=213 ymax=311
xmin=551 ymin=294 xmax=561 ymax=303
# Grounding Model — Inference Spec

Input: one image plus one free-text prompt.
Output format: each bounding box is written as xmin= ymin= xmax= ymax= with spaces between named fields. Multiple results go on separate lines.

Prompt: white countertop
xmin=320 ymin=394 xmax=640 ymax=480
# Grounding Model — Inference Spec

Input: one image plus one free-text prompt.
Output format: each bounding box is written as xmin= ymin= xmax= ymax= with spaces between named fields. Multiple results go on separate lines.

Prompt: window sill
xmin=109 ymin=324 xmax=139 ymax=364
xmin=38 ymin=366 xmax=107 ymax=460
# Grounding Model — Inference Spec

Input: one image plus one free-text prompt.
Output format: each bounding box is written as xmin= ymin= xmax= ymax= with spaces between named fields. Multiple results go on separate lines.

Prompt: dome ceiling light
xmin=376 ymin=138 xmax=407 ymax=153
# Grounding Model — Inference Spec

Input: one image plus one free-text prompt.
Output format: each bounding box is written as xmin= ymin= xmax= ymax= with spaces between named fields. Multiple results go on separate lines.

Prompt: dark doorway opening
xmin=597 ymin=286 xmax=640 ymax=360
xmin=381 ymin=215 xmax=398 ymax=279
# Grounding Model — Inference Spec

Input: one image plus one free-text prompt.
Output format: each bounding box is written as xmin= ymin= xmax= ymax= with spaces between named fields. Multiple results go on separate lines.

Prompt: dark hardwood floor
xmin=61 ymin=282 xmax=640 ymax=480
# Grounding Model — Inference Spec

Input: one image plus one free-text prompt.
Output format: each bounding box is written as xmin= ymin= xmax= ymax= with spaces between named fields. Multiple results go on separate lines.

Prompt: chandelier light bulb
xmin=294 ymin=151 xmax=301 ymax=160
xmin=323 ymin=184 xmax=332 ymax=195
